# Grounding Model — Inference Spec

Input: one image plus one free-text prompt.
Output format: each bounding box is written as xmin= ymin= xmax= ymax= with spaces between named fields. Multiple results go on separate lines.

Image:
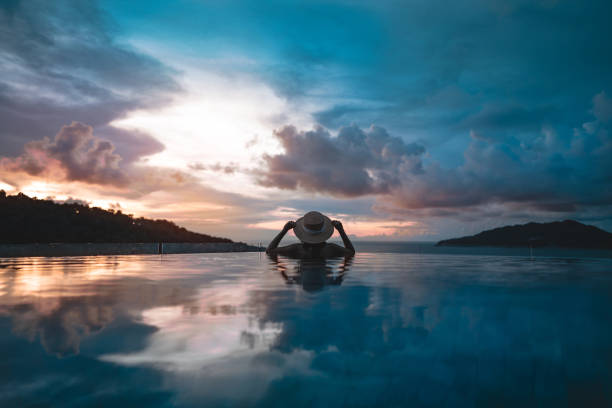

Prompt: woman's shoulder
xmin=270 ymin=243 xmax=302 ymax=256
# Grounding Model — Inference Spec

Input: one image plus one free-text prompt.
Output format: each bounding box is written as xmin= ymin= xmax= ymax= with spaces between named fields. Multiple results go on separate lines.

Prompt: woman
xmin=266 ymin=211 xmax=355 ymax=258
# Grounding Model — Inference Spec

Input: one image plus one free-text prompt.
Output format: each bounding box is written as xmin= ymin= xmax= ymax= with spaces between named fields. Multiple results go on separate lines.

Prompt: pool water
xmin=1 ymin=252 xmax=611 ymax=407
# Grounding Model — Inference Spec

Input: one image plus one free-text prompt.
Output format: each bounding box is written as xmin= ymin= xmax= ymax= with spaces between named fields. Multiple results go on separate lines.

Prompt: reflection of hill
xmin=437 ymin=220 xmax=612 ymax=248
xmin=0 ymin=191 xmax=233 ymax=244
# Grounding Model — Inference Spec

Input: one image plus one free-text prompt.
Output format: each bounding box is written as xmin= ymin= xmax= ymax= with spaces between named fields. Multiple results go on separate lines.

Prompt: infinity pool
xmin=1 ymin=252 xmax=611 ymax=407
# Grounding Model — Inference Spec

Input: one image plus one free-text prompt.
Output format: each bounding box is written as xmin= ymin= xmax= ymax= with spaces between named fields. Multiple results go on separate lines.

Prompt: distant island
xmin=0 ymin=191 xmax=234 ymax=244
xmin=437 ymin=220 xmax=612 ymax=249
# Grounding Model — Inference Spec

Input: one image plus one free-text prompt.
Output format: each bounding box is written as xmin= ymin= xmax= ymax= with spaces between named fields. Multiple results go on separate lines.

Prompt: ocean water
xmin=352 ymin=241 xmax=612 ymax=258
xmin=1 ymin=251 xmax=612 ymax=407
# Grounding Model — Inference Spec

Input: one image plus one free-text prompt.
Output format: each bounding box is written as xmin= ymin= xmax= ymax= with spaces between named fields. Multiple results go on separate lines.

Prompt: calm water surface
xmin=1 ymin=252 xmax=612 ymax=407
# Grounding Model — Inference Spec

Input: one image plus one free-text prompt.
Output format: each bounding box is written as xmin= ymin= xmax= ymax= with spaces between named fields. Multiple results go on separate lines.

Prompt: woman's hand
xmin=267 ymin=221 xmax=296 ymax=255
xmin=332 ymin=220 xmax=355 ymax=255
xmin=283 ymin=221 xmax=296 ymax=231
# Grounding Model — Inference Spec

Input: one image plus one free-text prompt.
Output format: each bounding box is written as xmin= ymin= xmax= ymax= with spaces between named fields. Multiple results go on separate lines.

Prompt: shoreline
xmin=0 ymin=242 xmax=264 ymax=258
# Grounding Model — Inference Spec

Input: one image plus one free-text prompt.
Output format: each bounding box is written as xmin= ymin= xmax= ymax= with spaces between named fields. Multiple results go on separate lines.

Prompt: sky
xmin=1 ymin=0 xmax=611 ymax=243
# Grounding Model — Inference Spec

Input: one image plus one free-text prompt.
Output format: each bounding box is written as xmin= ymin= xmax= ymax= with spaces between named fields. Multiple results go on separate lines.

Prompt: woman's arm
xmin=331 ymin=220 xmax=355 ymax=256
xmin=266 ymin=221 xmax=296 ymax=254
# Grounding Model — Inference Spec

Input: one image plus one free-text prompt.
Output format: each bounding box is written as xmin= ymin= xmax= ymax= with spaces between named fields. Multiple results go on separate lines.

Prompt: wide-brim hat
xmin=294 ymin=211 xmax=334 ymax=244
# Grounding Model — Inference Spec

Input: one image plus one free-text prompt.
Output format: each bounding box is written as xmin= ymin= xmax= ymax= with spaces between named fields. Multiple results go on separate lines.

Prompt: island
xmin=436 ymin=220 xmax=612 ymax=249
xmin=0 ymin=191 xmax=261 ymax=256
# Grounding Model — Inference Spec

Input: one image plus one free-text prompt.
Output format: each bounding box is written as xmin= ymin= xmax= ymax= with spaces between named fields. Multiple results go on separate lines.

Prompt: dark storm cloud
xmin=257 ymin=99 xmax=612 ymax=217
xmin=256 ymin=124 xmax=425 ymax=197
xmin=234 ymin=0 xmax=611 ymax=150
xmin=0 ymin=0 xmax=179 ymax=160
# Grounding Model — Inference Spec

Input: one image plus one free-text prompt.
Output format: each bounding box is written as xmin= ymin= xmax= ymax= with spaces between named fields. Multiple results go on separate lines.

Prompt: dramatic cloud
xmin=256 ymin=125 xmax=425 ymax=197
xmin=0 ymin=122 xmax=263 ymax=215
xmin=255 ymin=96 xmax=612 ymax=219
xmin=1 ymin=122 xmax=127 ymax=186
xmin=2 ymin=0 xmax=612 ymax=238
xmin=0 ymin=0 xmax=178 ymax=160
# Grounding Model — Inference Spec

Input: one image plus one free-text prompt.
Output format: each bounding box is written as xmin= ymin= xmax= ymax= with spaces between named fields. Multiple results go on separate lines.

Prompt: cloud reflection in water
xmin=1 ymin=253 xmax=612 ymax=407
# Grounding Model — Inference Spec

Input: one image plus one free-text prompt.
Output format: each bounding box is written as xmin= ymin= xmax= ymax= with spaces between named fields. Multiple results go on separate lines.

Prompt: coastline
xmin=0 ymin=242 xmax=263 ymax=258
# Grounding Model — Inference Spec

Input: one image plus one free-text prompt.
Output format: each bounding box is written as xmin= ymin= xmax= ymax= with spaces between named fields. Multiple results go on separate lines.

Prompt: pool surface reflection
xmin=1 ymin=252 xmax=611 ymax=407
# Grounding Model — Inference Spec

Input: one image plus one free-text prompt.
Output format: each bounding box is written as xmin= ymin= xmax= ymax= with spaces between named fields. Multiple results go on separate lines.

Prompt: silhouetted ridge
xmin=437 ymin=220 xmax=612 ymax=249
xmin=0 ymin=191 xmax=233 ymax=244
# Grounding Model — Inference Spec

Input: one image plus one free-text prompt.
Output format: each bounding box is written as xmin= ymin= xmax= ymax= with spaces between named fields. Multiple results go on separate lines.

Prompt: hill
xmin=436 ymin=220 xmax=612 ymax=249
xmin=0 ymin=191 xmax=233 ymax=244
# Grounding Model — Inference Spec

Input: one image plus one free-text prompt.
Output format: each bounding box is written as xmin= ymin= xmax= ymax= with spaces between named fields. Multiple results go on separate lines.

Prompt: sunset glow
xmin=1 ymin=0 xmax=611 ymax=242
xmin=249 ymin=219 xmax=424 ymax=239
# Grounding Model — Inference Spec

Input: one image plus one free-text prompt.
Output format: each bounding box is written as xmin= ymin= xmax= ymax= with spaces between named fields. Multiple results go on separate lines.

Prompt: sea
xmin=1 ymin=243 xmax=611 ymax=407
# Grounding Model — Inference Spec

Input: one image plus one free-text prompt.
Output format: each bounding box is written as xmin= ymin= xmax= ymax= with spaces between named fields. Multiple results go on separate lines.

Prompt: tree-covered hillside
xmin=0 ymin=191 xmax=233 ymax=244
xmin=437 ymin=220 xmax=612 ymax=249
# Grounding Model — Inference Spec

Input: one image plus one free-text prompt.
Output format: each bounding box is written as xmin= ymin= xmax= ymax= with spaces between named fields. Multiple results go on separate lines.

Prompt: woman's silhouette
xmin=266 ymin=211 xmax=355 ymax=258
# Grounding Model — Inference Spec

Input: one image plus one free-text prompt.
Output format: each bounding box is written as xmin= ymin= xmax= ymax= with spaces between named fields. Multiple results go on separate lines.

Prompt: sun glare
xmin=0 ymin=181 xmax=14 ymax=192
xmin=110 ymin=71 xmax=299 ymax=196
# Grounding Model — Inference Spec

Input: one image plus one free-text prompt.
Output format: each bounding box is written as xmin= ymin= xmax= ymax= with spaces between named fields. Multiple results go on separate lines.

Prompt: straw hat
xmin=294 ymin=211 xmax=334 ymax=244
